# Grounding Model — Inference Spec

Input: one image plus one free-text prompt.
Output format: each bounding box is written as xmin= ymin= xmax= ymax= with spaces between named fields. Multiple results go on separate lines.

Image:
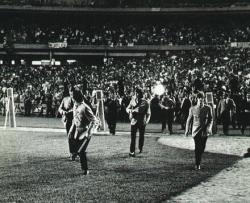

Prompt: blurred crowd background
xmin=1 ymin=47 xmax=249 ymax=125
xmin=0 ymin=1 xmax=250 ymax=132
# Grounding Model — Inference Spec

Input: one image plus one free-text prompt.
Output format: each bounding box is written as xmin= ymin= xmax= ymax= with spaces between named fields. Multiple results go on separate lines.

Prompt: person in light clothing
xmin=58 ymin=85 xmax=74 ymax=158
xmin=68 ymin=89 xmax=99 ymax=175
xmin=185 ymin=91 xmax=213 ymax=170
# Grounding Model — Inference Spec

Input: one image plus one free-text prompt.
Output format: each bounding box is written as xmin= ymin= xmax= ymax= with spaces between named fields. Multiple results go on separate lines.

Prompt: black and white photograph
xmin=0 ymin=0 xmax=250 ymax=202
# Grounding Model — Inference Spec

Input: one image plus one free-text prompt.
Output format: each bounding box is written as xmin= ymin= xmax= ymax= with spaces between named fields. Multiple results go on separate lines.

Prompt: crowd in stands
xmin=0 ymin=47 xmax=249 ymax=124
xmin=1 ymin=20 xmax=250 ymax=46
xmin=0 ymin=0 xmax=249 ymax=7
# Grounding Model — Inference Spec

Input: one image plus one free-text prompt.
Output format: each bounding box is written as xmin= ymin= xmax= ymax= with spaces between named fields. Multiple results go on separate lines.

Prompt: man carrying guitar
xmin=126 ymin=88 xmax=151 ymax=157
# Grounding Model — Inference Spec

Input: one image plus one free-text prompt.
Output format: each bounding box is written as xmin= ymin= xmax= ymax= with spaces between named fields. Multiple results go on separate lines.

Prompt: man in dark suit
xmin=126 ymin=88 xmax=151 ymax=157
xmin=24 ymin=88 xmax=32 ymax=116
xmin=185 ymin=91 xmax=213 ymax=170
xmin=217 ymin=91 xmax=236 ymax=135
xmin=180 ymin=91 xmax=191 ymax=130
xmin=159 ymin=91 xmax=175 ymax=134
xmin=104 ymin=91 xmax=120 ymax=135
xmin=240 ymin=94 xmax=250 ymax=135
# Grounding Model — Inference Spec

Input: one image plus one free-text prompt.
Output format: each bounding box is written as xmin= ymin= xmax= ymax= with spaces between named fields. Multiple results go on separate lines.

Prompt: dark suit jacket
xmin=126 ymin=98 xmax=151 ymax=125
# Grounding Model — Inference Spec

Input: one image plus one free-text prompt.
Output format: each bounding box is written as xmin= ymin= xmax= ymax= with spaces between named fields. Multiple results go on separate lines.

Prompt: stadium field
xmin=0 ymin=115 xmax=249 ymax=136
xmin=0 ymin=116 xmax=241 ymax=202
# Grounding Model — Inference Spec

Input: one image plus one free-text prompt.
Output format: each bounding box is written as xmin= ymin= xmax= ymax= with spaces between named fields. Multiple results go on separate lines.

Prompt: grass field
xmin=1 ymin=115 xmax=249 ymax=136
xmin=0 ymin=128 xmax=240 ymax=202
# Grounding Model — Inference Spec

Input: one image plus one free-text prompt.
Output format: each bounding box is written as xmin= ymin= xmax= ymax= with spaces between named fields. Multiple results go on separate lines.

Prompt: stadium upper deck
xmin=0 ymin=0 xmax=250 ymax=8
xmin=0 ymin=0 xmax=250 ymax=58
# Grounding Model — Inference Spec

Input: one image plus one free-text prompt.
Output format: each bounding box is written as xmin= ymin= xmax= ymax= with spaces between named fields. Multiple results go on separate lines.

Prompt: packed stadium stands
xmin=0 ymin=1 xmax=249 ymax=127
xmin=0 ymin=47 xmax=249 ymax=120
xmin=0 ymin=19 xmax=250 ymax=46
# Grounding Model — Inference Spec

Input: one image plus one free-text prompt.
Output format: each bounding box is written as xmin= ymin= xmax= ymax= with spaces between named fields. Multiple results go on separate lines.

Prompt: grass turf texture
xmin=0 ymin=130 xmax=240 ymax=202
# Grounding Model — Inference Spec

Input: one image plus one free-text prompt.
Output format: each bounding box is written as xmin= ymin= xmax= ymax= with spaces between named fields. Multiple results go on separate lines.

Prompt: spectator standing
xmin=180 ymin=90 xmax=191 ymax=130
xmin=159 ymin=91 xmax=175 ymax=134
xmin=193 ymin=77 xmax=203 ymax=92
xmin=104 ymin=91 xmax=120 ymax=135
xmin=58 ymin=85 xmax=74 ymax=158
xmin=53 ymin=85 xmax=63 ymax=117
xmin=120 ymin=93 xmax=131 ymax=122
xmin=0 ymin=92 xmax=7 ymax=116
xmin=217 ymin=91 xmax=236 ymax=135
xmin=39 ymin=90 xmax=46 ymax=116
xmin=24 ymin=88 xmax=32 ymax=116
xmin=240 ymin=94 xmax=250 ymax=135
xmin=45 ymin=90 xmax=53 ymax=117
xmin=150 ymin=94 xmax=161 ymax=123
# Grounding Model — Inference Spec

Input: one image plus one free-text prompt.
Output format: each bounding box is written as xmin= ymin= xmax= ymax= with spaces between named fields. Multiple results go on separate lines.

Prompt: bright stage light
xmin=152 ymin=84 xmax=165 ymax=96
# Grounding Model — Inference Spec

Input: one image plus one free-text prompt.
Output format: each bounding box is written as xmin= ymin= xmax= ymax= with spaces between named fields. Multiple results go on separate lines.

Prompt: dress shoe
xmin=129 ymin=152 xmax=135 ymax=157
xmin=71 ymin=153 xmax=77 ymax=161
xmin=83 ymin=170 xmax=89 ymax=175
xmin=195 ymin=165 xmax=201 ymax=170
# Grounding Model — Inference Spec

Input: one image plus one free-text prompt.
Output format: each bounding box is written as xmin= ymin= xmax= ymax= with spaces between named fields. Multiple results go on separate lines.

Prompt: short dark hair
xmin=63 ymin=84 xmax=70 ymax=97
xmin=73 ymin=89 xmax=83 ymax=103
xmin=197 ymin=91 xmax=205 ymax=99
xmin=136 ymin=88 xmax=143 ymax=98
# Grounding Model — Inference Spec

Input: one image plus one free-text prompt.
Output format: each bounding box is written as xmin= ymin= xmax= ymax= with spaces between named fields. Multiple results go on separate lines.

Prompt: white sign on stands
xmin=48 ymin=42 xmax=67 ymax=48
xmin=230 ymin=42 xmax=250 ymax=48
xmin=205 ymin=92 xmax=214 ymax=105
xmin=231 ymin=42 xmax=237 ymax=47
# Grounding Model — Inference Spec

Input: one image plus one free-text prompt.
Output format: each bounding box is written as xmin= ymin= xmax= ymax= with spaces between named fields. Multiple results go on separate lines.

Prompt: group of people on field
xmin=57 ymin=79 xmax=223 ymax=174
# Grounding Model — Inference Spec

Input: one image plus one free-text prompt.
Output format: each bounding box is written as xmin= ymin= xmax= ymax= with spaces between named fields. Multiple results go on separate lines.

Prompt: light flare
xmin=152 ymin=84 xmax=165 ymax=96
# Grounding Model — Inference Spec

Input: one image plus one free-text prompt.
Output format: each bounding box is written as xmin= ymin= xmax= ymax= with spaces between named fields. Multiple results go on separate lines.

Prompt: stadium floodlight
xmin=152 ymin=84 xmax=165 ymax=96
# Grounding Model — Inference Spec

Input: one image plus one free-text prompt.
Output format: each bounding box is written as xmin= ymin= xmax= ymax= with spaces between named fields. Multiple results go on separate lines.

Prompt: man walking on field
xmin=126 ymin=88 xmax=151 ymax=157
xmin=68 ymin=88 xmax=99 ymax=175
xmin=185 ymin=91 xmax=213 ymax=170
